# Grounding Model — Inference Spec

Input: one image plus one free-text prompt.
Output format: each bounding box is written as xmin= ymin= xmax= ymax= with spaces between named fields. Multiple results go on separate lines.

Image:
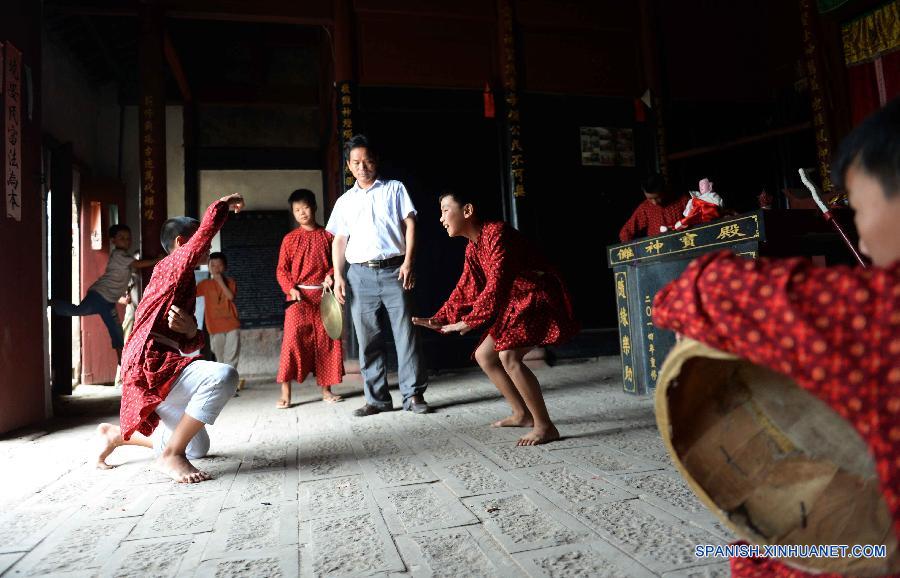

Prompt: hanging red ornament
xmin=483 ymin=83 xmax=495 ymax=118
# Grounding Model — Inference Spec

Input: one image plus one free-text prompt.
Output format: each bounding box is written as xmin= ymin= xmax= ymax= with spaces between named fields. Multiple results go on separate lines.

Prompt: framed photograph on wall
xmin=580 ymin=127 xmax=635 ymax=167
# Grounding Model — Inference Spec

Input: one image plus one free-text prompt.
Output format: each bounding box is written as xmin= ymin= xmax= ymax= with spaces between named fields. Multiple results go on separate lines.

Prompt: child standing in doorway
xmin=52 ymin=224 xmax=159 ymax=361
xmin=276 ymin=189 xmax=344 ymax=408
xmin=196 ymin=253 xmax=242 ymax=390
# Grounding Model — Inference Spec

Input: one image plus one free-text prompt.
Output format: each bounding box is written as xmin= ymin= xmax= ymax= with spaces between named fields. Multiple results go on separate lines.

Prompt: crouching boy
xmin=95 ymin=193 xmax=245 ymax=483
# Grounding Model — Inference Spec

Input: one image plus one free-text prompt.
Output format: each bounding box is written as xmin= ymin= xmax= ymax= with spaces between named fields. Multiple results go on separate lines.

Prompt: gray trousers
xmin=347 ymin=264 xmax=427 ymax=409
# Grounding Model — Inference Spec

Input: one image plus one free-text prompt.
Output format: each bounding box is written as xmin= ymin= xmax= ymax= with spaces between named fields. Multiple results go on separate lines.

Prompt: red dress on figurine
xmin=653 ymin=251 xmax=900 ymax=578
xmin=431 ymin=221 xmax=578 ymax=352
xmin=119 ymin=201 xmax=227 ymax=440
xmin=619 ymin=195 xmax=689 ymax=242
xmin=276 ymin=226 xmax=344 ymax=387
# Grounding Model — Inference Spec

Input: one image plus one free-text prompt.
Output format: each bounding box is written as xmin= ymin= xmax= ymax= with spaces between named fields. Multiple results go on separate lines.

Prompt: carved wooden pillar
xmin=138 ymin=1 xmax=167 ymax=265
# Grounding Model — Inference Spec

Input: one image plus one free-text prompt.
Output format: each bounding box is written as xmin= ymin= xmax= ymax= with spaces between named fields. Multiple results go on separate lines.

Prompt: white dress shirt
xmin=326 ymin=178 xmax=417 ymax=264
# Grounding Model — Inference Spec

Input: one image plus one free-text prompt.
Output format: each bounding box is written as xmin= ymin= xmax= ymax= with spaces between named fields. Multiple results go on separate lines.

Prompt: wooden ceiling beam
xmin=47 ymin=0 xmax=333 ymax=25
xmin=164 ymin=31 xmax=192 ymax=102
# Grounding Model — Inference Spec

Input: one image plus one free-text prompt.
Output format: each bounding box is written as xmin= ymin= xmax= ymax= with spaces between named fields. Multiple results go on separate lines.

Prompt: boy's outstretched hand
xmin=168 ymin=305 xmax=197 ymax=339
xmin=411 ymin=317 xmax=442 ymax=331
xmin=219 ymin=193 xmax=245 ymax=213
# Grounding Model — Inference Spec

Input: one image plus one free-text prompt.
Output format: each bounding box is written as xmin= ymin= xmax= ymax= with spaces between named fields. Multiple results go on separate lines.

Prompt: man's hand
xmin=441 ymin=321 xmax=471 ymax=335
xmin=289 ymin=288 xmax=302 ymax=302
xmin=334 ymin=275 xmax=347 ymax=305
xmin=219 ymin=193 xmax=244 ymax=213
xmin=323 ymin=274 xmax=334 ymax=289
xmin=398 ymin=261 xmax=415 ymax=291
xmin=412 ymin=317 xmax=442 ymax=331
xmin=168 ymin=305 xmax=197 ymax=339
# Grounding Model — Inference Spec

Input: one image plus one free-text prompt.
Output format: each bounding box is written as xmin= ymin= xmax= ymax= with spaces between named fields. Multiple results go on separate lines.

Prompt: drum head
xmin=655 ymin=338 xmax=898 ymax=576
xmin=319 ymin=287 xmax=343 ymax=340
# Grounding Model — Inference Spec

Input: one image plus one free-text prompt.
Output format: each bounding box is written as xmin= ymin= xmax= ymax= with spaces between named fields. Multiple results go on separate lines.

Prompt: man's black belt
xmin=358 ymin=255 xmax=404 ymax=269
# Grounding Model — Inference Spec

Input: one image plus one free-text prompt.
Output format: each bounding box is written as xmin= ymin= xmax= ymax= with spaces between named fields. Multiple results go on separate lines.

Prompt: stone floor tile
xmin=194 ymin=547 xmax=299 ymax=578
xmin=300 ymin=510 xmax=405 ymax=577
xmin=0 ymin=506 xmax=78 ymax=554
xmin=0 ymin=553 xmax=23 ymax=576
xmin=512 ymin=463 xmax=635 ymax=511
xmin=357 ymin=454 xmax=439 ymax=489
xmin=603 ymin=468 xmax=730 ymax=538
xmin=297 ymin=435 xmax=360 ymax=482
xmin=129 ymin=491 xmax=228 ymax=539
xmin=513 ymin=542 xmax=656 ymax=578
xmin=662 ymin=563 xmax=732 ymax=578
xmin=594 ymin=427 xmax=674 ymax=466
xmin=573 ymin=499 xmax=727 ymax=574
xmin=203 ymin=502 xmax=298 ymax=559
xmin=463 ymin=490 xmax=594 ymax=555
xmin=408 ymin=436 xmax=480 ymax=464
xmin=554 ymin=445 xmax=665 ymax=477
xmin=240 ymin=443 xmax=298 ymax=473
xmin=394 ymin=525 xmax=520 ymax=577
xmin=428 ymin=456 xmax=526 ymax=498
xmin=225 ymin=467 xmax=297 ymax=509
xmin=297 ymin=475 xmax=376 ymax=521
xmin=477 ymin=442 xmax=563 ymax=470
xmin=158 ymin=460 xmax=242 ymax=497
xmin=373 ymin=482 xmax=478 ymax=534
xmin=83 ymin=484 xmax=163 ymax=519
xmin=5 ymin=517 xmax=136 ymax=576
xmin=98 ymin=533 xmax=209 ymax=578
xmin=454 ymin=425 xmax=523 ymax=446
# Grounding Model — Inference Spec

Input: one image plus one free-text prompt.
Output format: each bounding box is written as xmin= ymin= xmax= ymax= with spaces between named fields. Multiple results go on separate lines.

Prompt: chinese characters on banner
xmin=337 ymin=82 xmax=354 ymax=188
xmin=140 ymin=95 xmax=158 ymax=224
xmin=499 ymin=2 xmax=525 ymax=198
xmin=4 ymin=42 xmax=22 ymax=221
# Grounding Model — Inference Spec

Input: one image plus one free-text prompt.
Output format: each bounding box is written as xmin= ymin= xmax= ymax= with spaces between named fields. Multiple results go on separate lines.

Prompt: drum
xmin=655 ymin=338 xmax=899 ymax=576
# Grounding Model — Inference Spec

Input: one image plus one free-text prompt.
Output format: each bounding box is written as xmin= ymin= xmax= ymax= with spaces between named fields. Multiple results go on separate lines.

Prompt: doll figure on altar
xmin=660 ymin=178 xmax=723 ymax=232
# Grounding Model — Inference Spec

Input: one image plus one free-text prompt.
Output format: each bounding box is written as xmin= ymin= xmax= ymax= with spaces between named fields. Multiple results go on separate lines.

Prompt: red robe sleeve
xmin=461 ymin=225 xmax=515 ymax=330
xmin=325 ymin=230 xmax=335 ymax=278
xmin=432 ymin=248 xmax=481 ymax=325
xmin=619 ymin=202 xmax=647 ymax=242
xmin=277 ymin=232 xmax=297 ymax=296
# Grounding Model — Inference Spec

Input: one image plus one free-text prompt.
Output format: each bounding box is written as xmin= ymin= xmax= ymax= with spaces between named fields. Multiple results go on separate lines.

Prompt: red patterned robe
xmin=619 ymin=195 xmax=690 ymax=242
xmin=276 ymin=226 xmax=344 ymax=386
xmin=653 ymin=251 xmax=900 ymax=578
xmin=119 ymin=200 xmax=228 ymax=440
xmin=431 ymin=221 xmax=578 ymax=351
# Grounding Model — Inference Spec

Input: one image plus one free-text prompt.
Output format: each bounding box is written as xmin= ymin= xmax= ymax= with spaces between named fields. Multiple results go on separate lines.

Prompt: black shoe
xmin=407 ymin=395 xmax=431 ymax=414
xmin=353 ymin=404 xmax=384 ymax=417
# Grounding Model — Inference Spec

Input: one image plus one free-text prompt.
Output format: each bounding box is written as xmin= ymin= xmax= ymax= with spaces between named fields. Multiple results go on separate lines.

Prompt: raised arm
xmin=619 ymin=203 xmax=646 ymax=243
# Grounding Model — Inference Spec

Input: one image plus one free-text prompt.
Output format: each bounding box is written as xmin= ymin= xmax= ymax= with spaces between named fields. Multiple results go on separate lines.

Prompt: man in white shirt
xmin=327 ymin=135 xmax=429 ymax=415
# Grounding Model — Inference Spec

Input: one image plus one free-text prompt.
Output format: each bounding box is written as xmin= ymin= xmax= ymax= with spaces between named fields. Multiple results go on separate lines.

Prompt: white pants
xmin=151 ymin=360 xmax=239 ymax=459
xmin=210 ymin=329 xmax=241 ymax=370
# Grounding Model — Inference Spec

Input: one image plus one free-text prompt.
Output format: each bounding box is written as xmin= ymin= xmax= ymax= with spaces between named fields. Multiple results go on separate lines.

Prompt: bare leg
xmin=152 ymin=414 xmax=211 ymax=483
xmin=321 ymin=385 xmax=343 ymax=403
xmin=95 ymin=423 xmax=153 ymax=469
xmin=499 ymin=347 xmax=560 ymax=446
xmin=475 ymin=336 xmax=533 ymax=428
xmin=277 ymin=382 xmax=291 ymax=408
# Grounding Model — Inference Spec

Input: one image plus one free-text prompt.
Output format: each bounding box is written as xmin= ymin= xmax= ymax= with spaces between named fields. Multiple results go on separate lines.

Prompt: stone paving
xmin=0 ymin=357 xmax=732 ymax=577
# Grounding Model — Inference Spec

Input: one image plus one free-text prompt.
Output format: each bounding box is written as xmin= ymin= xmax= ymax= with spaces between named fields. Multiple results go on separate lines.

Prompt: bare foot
xmin=491 ymin=414 xmax=534 ymax=428
xmin=276 ymin=398 xmax=291 ymax=409
xmin=153 ymin=453 xmax=211 ymax=483
xmin=96 ymin=423 xmax=122 ymax=469
xmin=322 ymin=388 xmax=343 ymax=404
xmin=516 ymin=424 xmax=561 ymax=446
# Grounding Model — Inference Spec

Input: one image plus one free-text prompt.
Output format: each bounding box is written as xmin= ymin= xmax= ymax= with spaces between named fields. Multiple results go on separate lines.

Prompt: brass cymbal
xmin=320 ymin=286 xmax=343 ymax=340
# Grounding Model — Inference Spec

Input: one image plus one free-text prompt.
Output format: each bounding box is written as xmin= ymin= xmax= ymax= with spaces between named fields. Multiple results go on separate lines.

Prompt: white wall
xmin=199 ymin=169 xmax=323 ymax=251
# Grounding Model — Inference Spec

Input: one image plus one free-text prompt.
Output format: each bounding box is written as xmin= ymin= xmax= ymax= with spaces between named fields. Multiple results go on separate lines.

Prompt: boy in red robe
xmin=94 ymin=193 xmax=244 ymax=484
xmin=276 ymin=189 xmax=344 ymax=408
xmin=653 ymin=99 xmax=900 ymax=577
xmin=619 ymin=173 xmax=690 ymax=242
xmin=413 ymin=190 xmax=578 ymax=446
